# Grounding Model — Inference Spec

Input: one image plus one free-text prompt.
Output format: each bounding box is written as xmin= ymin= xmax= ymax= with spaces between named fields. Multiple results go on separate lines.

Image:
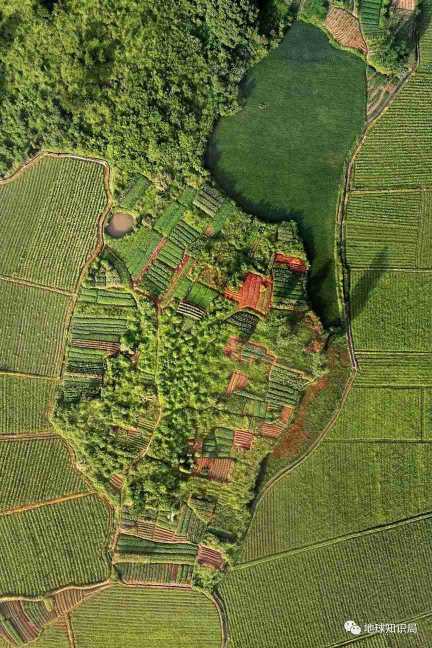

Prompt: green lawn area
xmin=207 ymin=21 xmax=366 ymax=324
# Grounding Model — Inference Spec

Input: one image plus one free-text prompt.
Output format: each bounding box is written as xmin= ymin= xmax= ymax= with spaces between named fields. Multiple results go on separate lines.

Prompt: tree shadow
xmin=350 ymin=248 xmax=388 ymax=322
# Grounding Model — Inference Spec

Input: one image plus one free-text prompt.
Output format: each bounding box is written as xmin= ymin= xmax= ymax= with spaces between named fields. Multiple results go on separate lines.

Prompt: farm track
xmin=0 ymin=274 xmax=75 ymax=297
xmin=66 ymin=615 xmax=76 ymax=648
xmin=234 ymin=508 xmax=432 ymax=571
xmin=0 ymin=490 xmax=94 ymax=518
xmin=0 ymin=369 xmax=59 ymax=381
xmin=0 ymin=432 xmax=57 ymax=441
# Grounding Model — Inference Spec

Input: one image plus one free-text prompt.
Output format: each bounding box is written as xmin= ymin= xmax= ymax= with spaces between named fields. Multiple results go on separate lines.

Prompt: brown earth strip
xmin=0 ymin=490 xmax=94 ymax=518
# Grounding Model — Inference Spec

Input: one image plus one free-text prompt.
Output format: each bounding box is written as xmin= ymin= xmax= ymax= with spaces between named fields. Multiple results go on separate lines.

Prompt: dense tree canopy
xmin=0 ymin=0 xmax=278 ymax=182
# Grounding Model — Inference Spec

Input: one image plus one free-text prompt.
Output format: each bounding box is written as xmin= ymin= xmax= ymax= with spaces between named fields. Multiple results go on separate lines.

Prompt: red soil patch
xmin=197 ymin=545 xmax=225 ymax=570
xmin=73 ymin=339 xmax=120 ymax=355
xmin=274 ymin=253 xmax=307 ymax=273
xmin=233 ymin=429 xmax=253 ymax=450
xmin=259 ymin=420 xmax=285 ymax=439
xmin=272 ymin=374 xmax=329 ymax=460
xmin=393 ymin=0 xmax=416 ymax=11
xmin=225 ymin=272 xmax=273 ymax=315
xmin=280 ymin=405 xmax=294 ymax=423
xmin=325 ymin=7 xmax=367 ymax=53
xmin=193 ymin=457 xmax=234 ymax=482
xmin=226 ymin=370 xmax=249 ymax=395
xmin=106 ymin=211 xmax=134 ymax=238
xmin=110 ymin=473 xmax=124 ymax=490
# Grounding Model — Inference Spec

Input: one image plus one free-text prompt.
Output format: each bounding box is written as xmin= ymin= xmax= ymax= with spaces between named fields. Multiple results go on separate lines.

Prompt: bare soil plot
xmin=325 ymin=7 xmax=368 ymax=53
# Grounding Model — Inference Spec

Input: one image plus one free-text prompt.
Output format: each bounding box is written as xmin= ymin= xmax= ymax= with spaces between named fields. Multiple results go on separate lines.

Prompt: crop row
xmin=0 ymin=155 xmax=106 ymax=291
xmin=109 ymin=225 xmax=162 ymax=277
xmin=116 ymin=561 xmax=193 ymax=585
xmin=142 ymin=260 xmax=173 ymax=296
xmin=0 ymin=375 xmax=55 ymax=435
xmin=0 ymin=279 xmax=70 ymax=377
xmin=71 ymin=315 xmax=129 ymax=343
xmin=353 ymin=75 xmax=432 ymax=188
xmin=0 ymin=495 xmax=111 ymax=597
xmin=69 ymin=586 xmax=221 ymax=648
xmin=240 ymin=441 xmax=432 ymax=563
xmin=79 ymin=287 xmax=135 ymax=308
xmin=356 ymin=352 xmax=432 ymax=386
xmin=351 ymin=270 xmax=432 ymax=352
xmin=0 ymin=437 xmax=86 ymax=512
xmin=154 ymin=202 xmax=185 ymax=236
xmin=224 ymin=516 xmax=432 ymax=647
xmin=169 ymin=221 xmax=201 ymax=249
xmin=62 ymin=374 xmax=102 ymax=402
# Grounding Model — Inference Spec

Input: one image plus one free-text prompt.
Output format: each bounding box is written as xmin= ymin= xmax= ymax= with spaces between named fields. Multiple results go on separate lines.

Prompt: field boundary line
xmin=0 ymin=432 xmax=57 ymax=441
xmin=66 ymin=614 xmax=76 ymax=648
xmin=323 ymin=438 xmax=430 ymax=444
xmin=0 ymin=580 xmax=111 ymax=605
xmin=0 ymin=274 xmax=75 ymax=297
xmin=0 ymin=490 xmax=94 ymax=518
xmin=337 ymin=48 xmax=417 ymax=363
xmin=0 ymin=369 xmax=60 ymax=381
xmin=348 ymin=265 xmax=432 ymax=272
xmin=235 ymin=509 xmax=432 ymax=571
xmin=210 ymin=590 xmax=230 ymax=648
xmin=350 ymin=185 xmax=432 ymax=194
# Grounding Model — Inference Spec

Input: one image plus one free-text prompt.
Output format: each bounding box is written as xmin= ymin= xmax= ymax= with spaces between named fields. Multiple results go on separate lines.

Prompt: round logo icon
xmin=344 ymin=620 xmax=361 ymax=635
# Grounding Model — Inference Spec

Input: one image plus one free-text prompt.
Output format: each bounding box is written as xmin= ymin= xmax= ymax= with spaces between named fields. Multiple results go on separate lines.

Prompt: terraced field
xmin=218 ymin=14 xmax=432 ymax=648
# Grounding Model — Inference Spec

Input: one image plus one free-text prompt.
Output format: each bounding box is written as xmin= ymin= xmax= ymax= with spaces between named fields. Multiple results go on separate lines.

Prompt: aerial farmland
xmin=0 ymin=1 xmax=430 ymax=647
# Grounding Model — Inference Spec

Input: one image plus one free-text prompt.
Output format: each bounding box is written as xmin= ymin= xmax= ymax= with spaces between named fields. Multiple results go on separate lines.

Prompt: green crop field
xmin=0 ymin=155 xmax=107 ymax=291
xmin=350 ymin=270 xmax=432 ymax=352
xmin=329 ymin=385 xmax=422 ymax=440
xmin=240 ymin=441 xmax=432 ymax=563
xmin=70 ymin=586 xmax=222 ymax=648
xmin=208 ymin=21 xmax=365 ymax=324
xmin=1 ymin=5 xmax=432 ymax=646
xmin=0 ymin=494 xmax=111 ymax=597
xmin=352 ymin=76 xmax=432 ymax=189
xmin=0 ymin=375 xmax=55 ymax=435
xmin=345 ymin=190 xmax=424 ymax=269
xmin=0 ymin=437 xmax=87 ymax=512
xmin=0 ymin=624 xmax=70 ymax=648
xmin=0 ymin=279 xmax=70 ymax=377
xmin=222 ymin=516 xmax=432 ymax=648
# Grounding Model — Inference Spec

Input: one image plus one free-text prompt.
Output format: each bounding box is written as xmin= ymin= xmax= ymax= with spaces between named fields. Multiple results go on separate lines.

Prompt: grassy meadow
xmin=208 ymin=21 xmax=366 ymax=324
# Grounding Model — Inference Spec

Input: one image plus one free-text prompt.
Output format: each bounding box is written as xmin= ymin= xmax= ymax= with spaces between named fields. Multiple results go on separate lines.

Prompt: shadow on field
xmin=350 ymin=248 xmax=388 ymax=321
xmin=206 ymin=140 xmax=336 ymax=322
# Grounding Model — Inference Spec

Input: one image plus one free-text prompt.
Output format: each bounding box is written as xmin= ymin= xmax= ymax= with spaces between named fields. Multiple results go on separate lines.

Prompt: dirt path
xmin=0 ymin=274 xmax=74 ymax=297
xmin=0 ymin=432 xmax=57 ymax=441
xmin=0 ymin=490 xmax=94 ymax=518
